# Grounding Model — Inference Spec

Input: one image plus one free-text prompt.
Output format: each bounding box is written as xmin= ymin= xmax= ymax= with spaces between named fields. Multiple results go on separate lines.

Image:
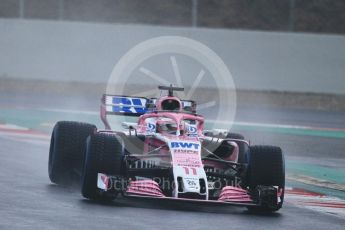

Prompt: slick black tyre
xmin=247 ymin=145 xmax=285 ymax=212
xmin=226 ymin=133 xmax=248 ymax=163
xmin=81 ymin=133 xmax=123 ymax=201
xmin=48 ymin=121 xmax=96 ymax=185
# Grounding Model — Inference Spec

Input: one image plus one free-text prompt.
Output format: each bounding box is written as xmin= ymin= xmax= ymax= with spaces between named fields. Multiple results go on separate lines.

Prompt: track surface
xmin=0 ymin=93 xmax=345 ymax=229
xmin=0 ymin=136 xmax=344 ymax=229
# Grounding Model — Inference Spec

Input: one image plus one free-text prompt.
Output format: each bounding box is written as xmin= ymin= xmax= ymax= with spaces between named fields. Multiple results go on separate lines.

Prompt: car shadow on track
xmin=46 ymin=184 xmax=282 ymax=217
xmin=80 ymin=195 xmax=282 ymax=217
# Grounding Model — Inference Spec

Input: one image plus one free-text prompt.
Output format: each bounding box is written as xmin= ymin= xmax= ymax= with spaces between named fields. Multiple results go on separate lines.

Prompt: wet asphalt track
xmin=0 ymin=136 xmax=345 ymax=230
xmin=0 ymin=92 xmax=345 ymax=229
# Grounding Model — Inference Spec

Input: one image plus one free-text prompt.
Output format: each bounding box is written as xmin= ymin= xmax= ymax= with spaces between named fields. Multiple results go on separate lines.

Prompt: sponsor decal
xmin=174 ymin=158 xmax=201 ymax=168
xmin=171 ymin=141 xmax=202 ymax=167
xmin=97 ymin=173 xmax=109 ymax=191
xmin=173 ymin=149 xmax=198 ymax=154
xmin=184 ymin=178 xmax=199 ymax=190
xmin=146 ymin=122 xmax=156 ymax=133
xmin=170 ymin=141 xmax=200 ymax=150
xmin=112 ymin=97 xmax=147 ymax=114
xmin=208 ymin=181 xmax=215 ymax=189
xmin=186 ymin=125 xmax=198 ymax=136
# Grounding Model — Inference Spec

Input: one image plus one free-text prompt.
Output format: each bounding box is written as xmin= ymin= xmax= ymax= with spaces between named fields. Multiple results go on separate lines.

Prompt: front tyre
xmin=247 ymin=145 xmax=285 ymax=212
xmin=81 ymin=133 xmax=124 ymax=200
xmin=48 ymin=121 xmax=96 ymax=185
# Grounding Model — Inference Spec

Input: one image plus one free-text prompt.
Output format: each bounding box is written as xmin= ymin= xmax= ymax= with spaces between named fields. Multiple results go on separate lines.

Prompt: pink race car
xmin=48 ymin=85 xmax=285 ymax=212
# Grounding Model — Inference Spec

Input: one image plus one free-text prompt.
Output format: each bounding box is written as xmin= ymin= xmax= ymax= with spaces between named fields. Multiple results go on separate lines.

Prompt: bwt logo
xmin=170 ymin=142 xmax=200 ymax=149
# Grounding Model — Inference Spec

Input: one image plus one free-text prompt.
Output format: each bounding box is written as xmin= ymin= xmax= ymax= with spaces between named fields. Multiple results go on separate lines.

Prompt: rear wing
xmin=101 ymin=94 xmax=196 ymax=129
xmin=102 ymin=95 xmax=148 ymax=116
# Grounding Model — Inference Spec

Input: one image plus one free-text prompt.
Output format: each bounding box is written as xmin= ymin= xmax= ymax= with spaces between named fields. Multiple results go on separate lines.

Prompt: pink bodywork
xmin=218 ymin=186 xmax=253 ymax=202
xmin=126 ymin=179 xmax=253 ymax=203
xmin=101 ymin=94 xmax=247 ymax=202
xmin=126 ymin=180 xmax=165 ymax=197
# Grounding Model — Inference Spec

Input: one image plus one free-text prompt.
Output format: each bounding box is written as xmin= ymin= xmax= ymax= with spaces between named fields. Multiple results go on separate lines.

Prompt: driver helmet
xmin=156 ymin=120 xmax=177 ymax=135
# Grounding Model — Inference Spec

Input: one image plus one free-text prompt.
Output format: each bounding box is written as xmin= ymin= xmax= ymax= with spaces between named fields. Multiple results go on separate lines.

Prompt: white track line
xmin=0 ymin=123 xmax=29 ymax=131
xmin=285 ymin=188 xmax=345 ymax=218
xmin=207 ymin=120 xmax=345 ymax=132
xmin=0 ymin=123 xmax=50 ymax=146
xmin=36 ymin=108 xmax=98 ymax=115
xmin=287 ymin=174 xmax=345 ymax=192
xmin=31 ymin=108 xmax=345 ymax=132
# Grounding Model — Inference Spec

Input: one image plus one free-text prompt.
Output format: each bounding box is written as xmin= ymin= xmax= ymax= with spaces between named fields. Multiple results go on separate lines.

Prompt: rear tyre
xmin=247 ymin=145 xmax=285 ymax=212
xmin=226 ymin=133 xmax=248 ymax=163
xmin=81 ymin=133 xmax=124 ymax=200
xmin=48 ymin=121 xmax=96 ymax=185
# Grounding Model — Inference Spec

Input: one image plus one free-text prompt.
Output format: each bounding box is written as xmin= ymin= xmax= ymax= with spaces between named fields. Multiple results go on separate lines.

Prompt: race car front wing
xmin=96 ymin=173 xmax=280 ymax=208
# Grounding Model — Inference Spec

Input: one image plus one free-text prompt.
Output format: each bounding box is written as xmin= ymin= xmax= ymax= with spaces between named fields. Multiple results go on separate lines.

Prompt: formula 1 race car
xmin=48 ymin=85 xmax=285 ymax=212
